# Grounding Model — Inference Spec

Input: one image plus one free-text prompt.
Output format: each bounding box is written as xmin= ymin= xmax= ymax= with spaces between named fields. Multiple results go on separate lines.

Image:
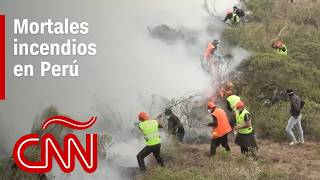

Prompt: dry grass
xmin=134 ymin=138 xmax=320 ymax=180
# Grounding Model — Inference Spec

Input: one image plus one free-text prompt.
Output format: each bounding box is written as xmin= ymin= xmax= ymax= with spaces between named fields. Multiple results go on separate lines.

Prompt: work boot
xmin=289 ymin=141 xmax=297 ymax=146
xmin=141 ymin=169 xmax=148 ymax=176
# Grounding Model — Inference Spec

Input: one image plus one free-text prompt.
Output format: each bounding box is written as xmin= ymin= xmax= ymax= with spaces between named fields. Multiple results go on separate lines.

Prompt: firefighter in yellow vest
xmin=225 ymin=91 xmax=241 ymax=128
xmin=223 ymin=10 xmax=240 ymax=26
xmin=136 ymin=112 xmax=164 ymax=172
xmin=207 ymin=101 xmax=232 ymax=156
xmin=234 ymin=101 xmax=258 ymax=156
xmin=226 ymin=91 xmax=241 ymax=111
xmin=272 ymin=40 xmax=288 ymax=55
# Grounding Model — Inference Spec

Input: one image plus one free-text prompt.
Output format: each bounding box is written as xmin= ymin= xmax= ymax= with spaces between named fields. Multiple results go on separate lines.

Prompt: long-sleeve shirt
xmin=167 ymin=114 xmax=184 ymax=134
xmin=290 ymin=94 xmax=301 ymax=116
xmin=226 ymin=101 xmax=232 ymax=111
xmin=224 ymin=13 xmax=233 ymax=22
xmin=234 ymin=9 xmax=245 ymax=17
xmin=207 ymin=115 xmax=218 ymax=127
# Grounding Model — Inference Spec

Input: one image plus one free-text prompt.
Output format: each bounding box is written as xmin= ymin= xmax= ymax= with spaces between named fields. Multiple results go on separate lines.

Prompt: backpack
xmin=300 ymin=99 xmax=305 ymax=109
xmin=236 ymin=9 xmax=245 ymax=17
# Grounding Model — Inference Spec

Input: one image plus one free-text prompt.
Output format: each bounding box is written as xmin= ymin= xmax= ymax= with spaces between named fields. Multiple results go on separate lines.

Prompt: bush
xmin=222 ymin=0 xmax=320 ymax=141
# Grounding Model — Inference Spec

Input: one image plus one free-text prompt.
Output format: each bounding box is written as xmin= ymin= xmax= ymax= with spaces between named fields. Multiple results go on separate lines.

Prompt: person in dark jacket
xmin=165 ymin=108 xmax=185 ymax=142
xmin=285 ymin=89 xmax=304 ymax=145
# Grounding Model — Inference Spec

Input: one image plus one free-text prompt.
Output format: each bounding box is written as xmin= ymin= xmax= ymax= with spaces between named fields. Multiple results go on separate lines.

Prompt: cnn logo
xmin=12 ymin=116 xmax=98 ymax=173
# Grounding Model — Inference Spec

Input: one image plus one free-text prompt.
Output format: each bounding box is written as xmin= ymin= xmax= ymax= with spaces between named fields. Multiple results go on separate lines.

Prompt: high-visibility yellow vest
xmin=139 ymin=120 xmax=161 ymax=146
xmin=231 ymin=13 xmax=240 ymax=25
xmin=235 ymin=109 xmax=253 ymax=134
xmin=277 ymin=45 xmax=287 ymax=55
xmin=227 ymin=95 xmax=241 ymax=110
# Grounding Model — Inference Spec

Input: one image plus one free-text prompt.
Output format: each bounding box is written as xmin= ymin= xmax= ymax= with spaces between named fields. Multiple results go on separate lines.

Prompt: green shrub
xmin=222 ymin=0 xmax=320 ymax=141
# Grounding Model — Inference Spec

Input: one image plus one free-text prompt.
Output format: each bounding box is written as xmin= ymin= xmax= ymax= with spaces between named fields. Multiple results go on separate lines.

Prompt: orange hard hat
xmin=225 ymin=91 xmax=233 ymax=97
xmin=207 ymin=101 xmax=216 ymax=109
xmin=235 ymin=101 xmax=245 ymax=110
xmin=138 ymin=112 xmax=150 ymax=121
xmin=273 ymin=40 xmax=283 ymax=48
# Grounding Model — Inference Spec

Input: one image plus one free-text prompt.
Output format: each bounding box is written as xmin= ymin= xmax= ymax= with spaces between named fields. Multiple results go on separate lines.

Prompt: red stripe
xmin=42 ymin=116 xmax=97 ymax=130
xmin=0 ymin=15 xmax=5 ymax=100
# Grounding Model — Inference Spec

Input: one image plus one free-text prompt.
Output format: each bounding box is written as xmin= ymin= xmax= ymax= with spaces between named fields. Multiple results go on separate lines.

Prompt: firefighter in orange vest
xmin=204 ymin=40 xmax=220 ymax=60
xmin=207 ymin=101 xmax=232 ymax=156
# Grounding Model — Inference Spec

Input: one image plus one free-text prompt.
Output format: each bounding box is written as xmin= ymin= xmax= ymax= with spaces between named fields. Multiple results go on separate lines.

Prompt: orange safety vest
xmin=204 ymin=43 xmax=216 ymax=60
xmin=211 ymin=108 xmax=232 ymax=139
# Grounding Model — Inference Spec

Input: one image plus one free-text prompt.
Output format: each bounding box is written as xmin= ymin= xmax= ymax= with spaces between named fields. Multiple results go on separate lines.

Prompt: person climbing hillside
xmin=272 ymin=40 xmax=287 ymax=55
xmin=136 ymin=112 xmax=164 ymax=173
xmin=234 ymin=101 xmax=258 ymax=158
xmin=207 ymin=101 xmax=232 ymax=157
xmin=233 ymin=6 xmax=245 ymax=24
xmin=285 ymin=89 xmax=304 ymax=145
xmin=165 ymin=108 xmax=185 ymax=142
xmin=218 ymin=80 xmax=234 ymax=98
xmin=224 ymin=91 xmax=241 ymax=127
xmin=204 ymin=39 xmax=220 ymax=60
xmin=223 ymin=10 xmax=240 ymax=26
xmin=226 ymin=91 xmax=241 ymax=112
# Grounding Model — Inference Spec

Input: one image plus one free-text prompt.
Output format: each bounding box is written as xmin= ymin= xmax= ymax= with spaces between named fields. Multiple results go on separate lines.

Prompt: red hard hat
xmin=226 ymin=9 xmax=233 ymax=14
xmin=207 ymin=101 xmax=216 ymax=109
xmin=235 ymin=101 xmax=245 ymax=110
xmin=138 ymin=112 xmax=149 ymax=121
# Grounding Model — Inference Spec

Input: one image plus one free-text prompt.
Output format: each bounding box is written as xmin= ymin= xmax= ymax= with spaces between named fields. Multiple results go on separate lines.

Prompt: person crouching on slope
xmin=207 ymin=101 xmax=232 ymax=157
xmin=234 ymin=101 xmax=258 ymax=158
xmin=165 ymin=108 xmax=185 ymax=142
xmin=137 ymin=112 xmax=164 ymax=173
xmin=272 ymin=40 xmax=287 ymax=55
xmin=223 ymin=9 xmax=240 ymax=26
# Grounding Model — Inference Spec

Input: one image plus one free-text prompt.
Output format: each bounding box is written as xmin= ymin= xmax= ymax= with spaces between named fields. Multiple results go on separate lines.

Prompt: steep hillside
xmin=223 ymin=0 xmax=320 ymax=141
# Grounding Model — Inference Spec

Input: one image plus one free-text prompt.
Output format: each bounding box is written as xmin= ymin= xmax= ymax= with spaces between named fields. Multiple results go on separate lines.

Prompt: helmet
xmin=235 ymin=101 xmax=245 ymax=110
xmin=226 ymin=9 xmax=233 ymax=14
xmin=212 ymin=39 xmax=220 ymax=44
xmin=165 ymin=108 xmax=172 ymax=115
xmin=138 ymin=112 xmax=150 ymax=121
xmin=207 ymin=101 xmax=216 ymax=109
xmin=225 ymin=91 xmax=233 ymax=97
xmin=273 ymin=40 xmax=283 ymax=48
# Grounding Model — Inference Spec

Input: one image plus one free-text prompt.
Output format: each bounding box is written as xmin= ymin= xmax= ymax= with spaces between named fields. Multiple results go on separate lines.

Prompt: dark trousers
xmin=210 ymin=133 xmax=230 ymax=156
xmin=241 ymin=146 xmax=248 ymax=154
xmin=176 ymin=127 xmax=185 ymax=142
xmin=137 ymin=143 xmax=164 ymax=171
